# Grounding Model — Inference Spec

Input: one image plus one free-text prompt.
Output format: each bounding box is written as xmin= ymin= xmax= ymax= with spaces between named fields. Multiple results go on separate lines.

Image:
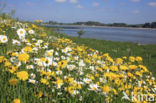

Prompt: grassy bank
xmin=0 ymin=17 xmax=155 ymax=103
xmin=45 ymin=27 xmax=156 ymax=77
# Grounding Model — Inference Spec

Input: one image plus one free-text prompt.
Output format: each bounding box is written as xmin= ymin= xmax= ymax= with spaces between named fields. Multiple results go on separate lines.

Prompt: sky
xmin=2 ymin=0 xmax=156 ymax=24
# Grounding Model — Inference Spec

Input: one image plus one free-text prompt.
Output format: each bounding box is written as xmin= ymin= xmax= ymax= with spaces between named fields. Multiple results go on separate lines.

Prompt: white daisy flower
xmin=10 ymin=57 xmax=17 ymax=63
xmin=37 ymin=40 xmax=43 ymax=44
xmin=0 ymin=35 xmax=8 ymax=43
xmin=74 ymin=56 xmax=79 ymax=60
xmin=12 ymin=39 xmax=21 ymax=46
xmin=15 ymin=61 xmax=21 ymax=67
xmin=26 ymin=42 xmax=32 ymax=46
xmin=38 ymin=61 xmax=43 ymax=67
xmin=88 ymin=84 xmax=99 ymax=91
xmin=19 ymin=35 xmax=26 ymax=40
xmin=34 ymin=58 xmax=40 ymax=64
xmin=32 ymin=38 xmax=36 ymax=41
xmin=53 ymin=57 xmax=60 ymax=61
xmin=65 ymin=47 xmax=72 ymax=52
xmin=79 ymin=60 xmax=86 ymax=67
xmin=67 ymin=65 xmax=76 ymax=71
xmin=42 ymin=45 xmax=48 ymax=49
xmin=11 ymin=27 xmax=16 ymax=29
xmin=78 ymin=70 xmax=84 ymax=75
xmin=28 ymin=79 xmax=37 ymax=84
xmin=62 ymin=47 xmax=72 ymax=53
xmin=17 ymin=28 xmax=26 ymax=37
xmin=56 ymin=70 xmax=62 ymax=75
xmin=72 ymin=90 xmax=79 ymax=95
xmin=26 ymin=65 xmax=34 ymax=69
xmin=55 ymin=52 xmax=59 ymax=56
xmin=62 ymin=49 xmax=68 ymax=53
xmin=45 ymin=50 xmax=54 ymax=57
xmin=30 ymin=73 xmax=36 ymax=79
xmin=28 ymin=30 xmax=35 ymax=34
xmin=32 ymin=47 xmax=38 ymax=53
xmin=52 ymin=62 xmax=58 ymax=67
xmin=61 ymin=56 xmax=66 ymax=60
xmin=83 ymin=78 xmax=92 ymax=84
xmin=43 ymin=57 xmax=53 ymax=67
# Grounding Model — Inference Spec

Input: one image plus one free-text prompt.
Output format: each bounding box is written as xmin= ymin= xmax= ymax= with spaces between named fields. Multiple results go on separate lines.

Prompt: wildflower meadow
xmin=0 ymin=17 xmax=155 ymax=103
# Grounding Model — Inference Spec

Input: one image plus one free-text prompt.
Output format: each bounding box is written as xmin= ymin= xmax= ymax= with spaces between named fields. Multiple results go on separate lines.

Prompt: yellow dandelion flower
xmin=38 ymin=91 xmax=43 ymax=98
xmin=56 ymin=78 xmax=63 ymax=88
xmin=18 ymin=53 xmax=29 ymax=63
xmin=13 ymin=99 xmax=20 ymax=103
xmin=41 ymin=78 xmax=49 ymax=85
xmin=102 ymin=85 xmax=110 ymax=93
xmin=66 ymin=86 xmax=75 ymax=94
xmin=120 ymin=65 xmax=128 ymax=71
xmin=58 ymin=60 xmax=67 ymax=68
xmin=127 ymin=72 xmax=134 ymax=78
xmin=122 ymin=56 xmax=127 ymax=59
xmin=0 ymin=56 xmax=5 ymax=63
xmin=129 ymin=65 xmax=138 ymax=70
xmin=116 ymin=58 xmax=123 ymax=64
xmin=92 ymin=54 xmax=97 ymax=59
xmin=110 ymin=66 xmax=118 ymax=72
xmin=129 ymin=56 xmax=135 ymax=62
xmin=17 ymin=71 xmax=29 ymax=81
xmin=136 ymin=56 xmax=143 ymax=62
xmin=4 ymin=61 xmax=11 ymax=67
xmin=9 ymin=78 xmax=18 ymax=85
xmin=23 ymin=46 xmax=32 ymax=53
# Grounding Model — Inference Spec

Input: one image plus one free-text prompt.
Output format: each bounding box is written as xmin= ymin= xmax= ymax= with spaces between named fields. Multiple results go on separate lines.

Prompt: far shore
xmin=44 ymin=24 xmax=156 ymax=31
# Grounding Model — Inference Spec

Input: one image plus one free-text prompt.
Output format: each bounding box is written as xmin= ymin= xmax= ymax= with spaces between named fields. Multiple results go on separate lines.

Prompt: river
xmin=47 ymin=25 xmax=156 ymax=44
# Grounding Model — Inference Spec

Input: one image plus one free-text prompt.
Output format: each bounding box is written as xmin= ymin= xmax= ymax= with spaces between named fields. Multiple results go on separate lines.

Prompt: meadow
xmin=0 ymin=17 xmax=155 ymax=103
xmin=45 ymin=27 xmax=156 ymax=77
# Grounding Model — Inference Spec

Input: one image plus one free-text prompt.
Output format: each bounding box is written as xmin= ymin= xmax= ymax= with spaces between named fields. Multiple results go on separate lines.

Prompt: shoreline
xmin=44 ymin=24 xmax=156 ymax=31
xmin=96 ymin=25 xmax=156 ymax=30
xmin=43 ymin=24 xmax=156 ymax=45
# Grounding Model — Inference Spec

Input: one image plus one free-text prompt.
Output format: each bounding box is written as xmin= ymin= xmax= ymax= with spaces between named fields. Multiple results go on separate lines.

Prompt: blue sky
xmin=3 ymin=0 xmax=156 ymax=24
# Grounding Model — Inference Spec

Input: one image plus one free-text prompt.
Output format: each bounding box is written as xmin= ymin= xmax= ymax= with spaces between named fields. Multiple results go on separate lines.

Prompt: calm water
xmin=48 ymin=25 xmax=156 ymax=44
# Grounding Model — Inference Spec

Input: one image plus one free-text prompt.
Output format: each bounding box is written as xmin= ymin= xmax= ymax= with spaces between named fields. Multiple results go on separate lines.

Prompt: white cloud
xmin=55 ymin=0 xmax=66 ymax=3
xmin=131 ymin=0 xmax=140 ymax=2
xmin=69 ymin=0 xmax=78 ymax=4
xmin=148 ymin=2 xmax=156 ymax=7
xmin=76 ymin=5 xmax=83 ymax=8
xmin=93 ymin=2 xmax=99 ymax=7
xmin=132 ymin=10 xmax=140 ymax=14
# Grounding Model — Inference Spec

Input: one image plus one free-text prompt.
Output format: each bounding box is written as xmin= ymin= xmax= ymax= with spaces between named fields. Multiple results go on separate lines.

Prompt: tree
xmin=0 ymin=0 xmax=7 ymax=14
xmin=10 ymin=9 xmax=16 ymax=17
xmin=151 ymin=22 xmax=156 ymax=28
xmin=77 ymin=30 xmax=85 ymax=38
xmin=142 ymin=23 xmax=151 ymax=28
xmin=0 ymin=1 xmax=16 ymax=19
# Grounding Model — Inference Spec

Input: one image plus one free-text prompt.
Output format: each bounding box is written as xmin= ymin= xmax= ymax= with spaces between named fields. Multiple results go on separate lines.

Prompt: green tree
xmin=151 ymin=22 xmax=156 ymax=28
xmin=0 ymin=0 xmax=7 ymax=14
xmin=143 ymin=23 xmax=151 ymax=28
xmin=77 ymin=30 xmax=85 ymax=38
xmin=10 ymin=9 xmax=16 ymax=17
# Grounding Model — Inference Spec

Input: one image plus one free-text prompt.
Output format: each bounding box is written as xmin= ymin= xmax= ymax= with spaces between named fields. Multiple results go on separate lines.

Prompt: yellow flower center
xmin=3 ymin=38 xmax=6 ymax=41
xmin=20 ymin=30 xmax=24 ymax=34
xmin=93 ymin=87 xmax=97 ymax=90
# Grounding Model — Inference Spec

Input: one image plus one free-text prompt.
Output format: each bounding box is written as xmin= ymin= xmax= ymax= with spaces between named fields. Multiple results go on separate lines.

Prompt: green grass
xmin=0 ymin=21 xmax=155 ymax=103
xmin=45 ymin=27 xmax=156 ymax=77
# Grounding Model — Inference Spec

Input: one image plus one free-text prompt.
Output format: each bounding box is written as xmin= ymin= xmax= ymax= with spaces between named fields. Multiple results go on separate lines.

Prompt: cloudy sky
xmin=3 ymin=0 xmax=156 ymax=24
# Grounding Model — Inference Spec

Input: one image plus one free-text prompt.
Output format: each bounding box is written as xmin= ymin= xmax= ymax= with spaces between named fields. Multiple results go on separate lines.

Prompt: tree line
xmin=46 ymin=21 xmax=156 ymax=28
